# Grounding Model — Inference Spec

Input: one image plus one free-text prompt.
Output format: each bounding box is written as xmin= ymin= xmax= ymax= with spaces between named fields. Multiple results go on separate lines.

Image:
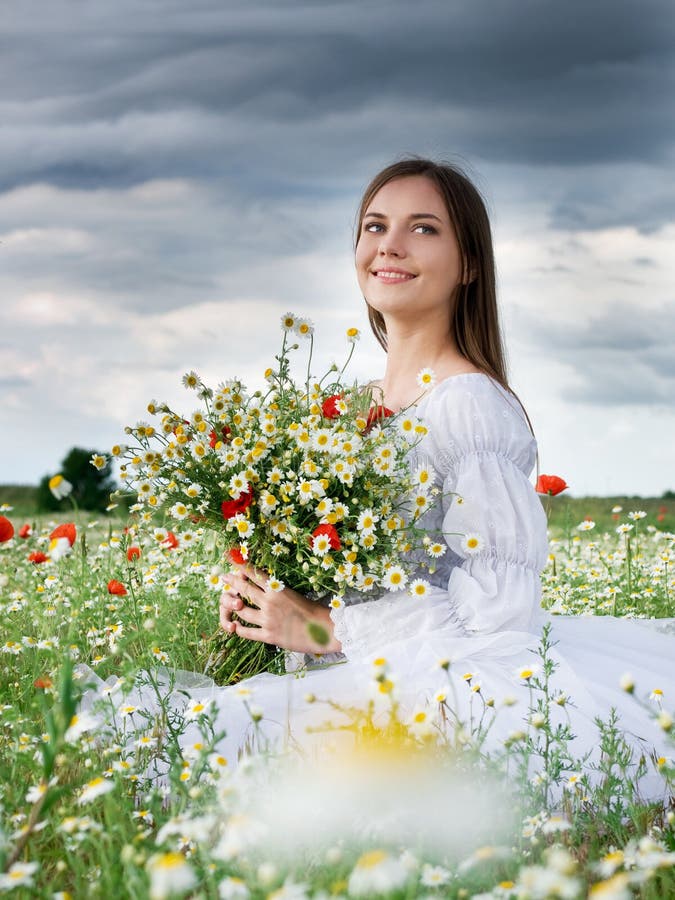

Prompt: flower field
xmin=0 ymin=502 xmax=673 ymax=898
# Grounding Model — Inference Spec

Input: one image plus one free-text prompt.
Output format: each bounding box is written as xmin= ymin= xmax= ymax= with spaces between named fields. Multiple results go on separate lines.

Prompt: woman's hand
xmin=219 ymin=564 xmax=342 ymax=655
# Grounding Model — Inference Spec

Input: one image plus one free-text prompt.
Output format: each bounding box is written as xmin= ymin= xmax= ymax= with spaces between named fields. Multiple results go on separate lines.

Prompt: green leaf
xmin=306 ymin=622 xmax=330 ymax=647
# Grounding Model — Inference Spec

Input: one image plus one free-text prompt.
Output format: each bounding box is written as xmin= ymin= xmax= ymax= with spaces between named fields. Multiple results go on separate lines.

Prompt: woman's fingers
xmin=233 ymin=563 xmax=269 ymax=590
xmin=230 ymin=622 xmax=271 ymax=644
xmin=226 ymin=570 xmax=269 ymax=606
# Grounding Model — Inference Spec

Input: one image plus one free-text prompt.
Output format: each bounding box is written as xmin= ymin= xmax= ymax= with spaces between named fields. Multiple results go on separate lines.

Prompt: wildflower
xmin=517 ymin=665 xmax=539 ymax=681
xmin=218 ymin=876 xmax=250 ymax=899
xmin=535 ymin=474 xmax=568 ymax=496
xmin=186 ymin=698 xmax=213 ymax=720
xmin=281 ymin=312 xmax=296 ymax=331
xmin=127 ymin=546 xmax=141 ymax=562
xmin=463 ymin=533 xmax=484 ymax=554
xmin=416 ymin=367 xmax=436 ymax=388
xmin=90 ymin=453 xmax=107 ymax=470
xmin=49 ymin=536 xmax=72 ymax=561
xmin=48 ymin=474 xmax=73 ymax=499
xmin=619 ymin=673 xmax=634 ymax=693
xmin=146 ymin=852 xmax=197 ymax=900
xmin=348 ymin=850 xmax=409 ymax=897
xmin=649 ymin=687 xmax=664 ymax=703
xmin=364 ymin=404 xmax=394 ymax=432
xmin=266 ymin=577 xmax=285 ymax=592
xmin=0 ymin=862 xmax=39 ymax=890
xmin=295 ymin=317 xmax=314 ymax=337
xmin=268 ymin=880 xmax=309 ymax=900
xmin=50 ymin=522 xmax=77 ymax=546
xmin=18 ymin=523 xmax=32 ymax=538
xmin=657 ymin=710 xmax=673 ymax=731
xmin=588 ymin=873 xmax=632 ymax=899
xmin=0 ymin=515 xmax=14 ymax=542
xmin=578 ymin=520 xmax=596 ymax=531
xmin=382 ymin=565 xmax=407 ymax=591
xmin=426 ymin=541 xmax=446 ymax=558
xmin=65 ymin=711 xmax=99 ymax=743
xmin=311 ymin=523 xmax=341 ymax=551
xmin=182 ymin=371 xmax=200 ymax=389
xmin=346 ymin=326 xmax=360 ymax=342
xmin=321 ymin=393 xmax=344 ymax=419
xmin=420 ymin=864 xmax=451 ymax=887
xmin=221 ymin=489 xmax=253 ymax=520
xmin=78 ymin=776 xmax=114 ymax=805
xmin=616 ymin=524 xmax=633 ymax=535
xmin=107 ymin=580 xmax=127 ymax=596
xmin=28 ymin=551 xmax=49 ymax=564
xmin=357 ymin=509 xmax=379 ymax=535
xmin=409 ymin=578 xmax=431 ymax=597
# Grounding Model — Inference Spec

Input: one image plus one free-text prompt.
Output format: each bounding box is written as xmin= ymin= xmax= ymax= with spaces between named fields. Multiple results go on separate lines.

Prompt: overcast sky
xmin=1 ymin=0 xmax=674 ymax=497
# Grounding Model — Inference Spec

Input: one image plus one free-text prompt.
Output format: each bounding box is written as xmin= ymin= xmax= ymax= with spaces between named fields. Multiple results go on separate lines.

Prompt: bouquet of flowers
xmin=105 ymin=314 xmax=440 ymax=684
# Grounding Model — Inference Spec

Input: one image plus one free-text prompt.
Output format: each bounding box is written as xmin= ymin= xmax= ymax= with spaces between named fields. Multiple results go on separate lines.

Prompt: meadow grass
xmin=0 ymin=496 xmax=673 ymax=898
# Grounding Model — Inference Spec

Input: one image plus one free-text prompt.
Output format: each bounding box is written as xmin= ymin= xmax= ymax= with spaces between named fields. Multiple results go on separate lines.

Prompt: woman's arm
xmin=219 ymin=564 xmax=342 ymax=654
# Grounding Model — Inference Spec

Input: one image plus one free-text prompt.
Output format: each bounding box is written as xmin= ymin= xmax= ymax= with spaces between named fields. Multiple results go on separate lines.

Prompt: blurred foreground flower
xmin=0 ymin=515 xmax=14 ymax=542
xmin=48 ymin=474 xmax=73 ymax=500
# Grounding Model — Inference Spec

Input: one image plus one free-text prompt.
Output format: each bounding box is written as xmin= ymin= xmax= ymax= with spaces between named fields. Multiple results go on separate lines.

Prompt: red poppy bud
xmin=321 ymin=394 xmax=343 ymax=419
xmin=127 ymin=546 xmax=141 ymax=562
xmin=0 ymin=516 xmax=14 ymax=543
xmin=363 ymin=405 xmax=394 ymax=433
xmin=535 ymin=475 xmax=568 ymax=497
xmin=221 ymin=489 xmax=253 ymax=520
xmin=209 ymin=425 xmax=232 ymax=448
xmin=50 ymin=522 xmax=77 ymax=547
xmin=311 ymin=523 xmax=341 ymax=551
xmin=34 ymin=676 xmax=53 ymax=690
xmin=229 ymin=547 xmax=246 ymax=565
xmin=164 ymin=531 xmax=179 ymax=550
xmin=19 ymin=523 xmax=32 ymax=539
xmin=107 ymin=579 xmax=127 ymax=596
xmin=28 ymin=552 xmax=48 ymax=564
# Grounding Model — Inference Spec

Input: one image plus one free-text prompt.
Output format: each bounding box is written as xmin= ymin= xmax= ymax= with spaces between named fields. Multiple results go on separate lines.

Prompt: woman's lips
xmin=372 ymin=269 xmax=416 ymax=283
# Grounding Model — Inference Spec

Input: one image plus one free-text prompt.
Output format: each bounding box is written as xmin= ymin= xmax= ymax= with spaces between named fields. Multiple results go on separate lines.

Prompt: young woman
xmin=85 ymin=159 xmax=675 ymax=796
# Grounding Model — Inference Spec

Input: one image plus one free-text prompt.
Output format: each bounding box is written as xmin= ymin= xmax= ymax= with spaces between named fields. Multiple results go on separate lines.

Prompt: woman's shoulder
xmin=418 ymin=373 xmax=537 ymax=472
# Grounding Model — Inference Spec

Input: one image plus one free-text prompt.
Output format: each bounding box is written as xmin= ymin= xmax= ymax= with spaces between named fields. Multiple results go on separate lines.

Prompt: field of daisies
xmin=0 ymin=500 xmax=673 ymax=899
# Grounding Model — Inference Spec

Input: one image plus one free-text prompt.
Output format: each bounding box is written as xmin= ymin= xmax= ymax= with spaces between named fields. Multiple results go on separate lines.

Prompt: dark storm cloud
xmin=1 ymin=0 xmax=673 ymax=203
xmin=517 ymin=301 xmax=675 ymax=405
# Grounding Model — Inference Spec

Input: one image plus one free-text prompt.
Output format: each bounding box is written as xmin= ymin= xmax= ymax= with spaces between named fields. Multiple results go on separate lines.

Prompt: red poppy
xmin=311 ymin=523 xmax=341 ymax=551
xmin=34 ymin=676 xmax=53 ymax=690
xmin=209 ymin=425 xmax=232 ymax=449
xmin=164 ymin=531 xmax=179 ymax=550
xmin=107 ymin=579 xmax=127 ymax=596
xmin=126 ymin=546 xmax=141 ymax=562
xmin=228 ymin=547 xmax=246 ymax=565
xmin=19 ymin=524 xmax=32 ymax=539
xmin=363 ymin=405 xmax=394 ymax=433
xmin=321 ymin=394 xmax=343 ymax=419
xmin=221 ymin=489 xmax=253 ymax=520
xmin=28 ymin=552 xmax=48 ymax=564
xmin=535 ymin=475 xmax=568 ymax=496
xmin=0 ymin=516 xmax=14 ymax=543
xmin=50 ymin=522 xmax=77 ymax=547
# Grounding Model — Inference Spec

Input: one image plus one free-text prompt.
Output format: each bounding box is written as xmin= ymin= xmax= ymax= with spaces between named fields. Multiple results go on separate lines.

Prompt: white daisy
xmin=416 ymin=367 xmax=436 ymax=388
xmin=382 ymin=565 xmax=408 ymax=591
xmin=463 ymin=533 xmax=484 ymax=554
xmin=409 ymin=578 xmax=431 ymax=598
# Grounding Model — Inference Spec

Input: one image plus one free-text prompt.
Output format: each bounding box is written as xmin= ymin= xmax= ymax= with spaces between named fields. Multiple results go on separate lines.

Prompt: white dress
xmin=80 ymin=374 xmax=675 ymax=799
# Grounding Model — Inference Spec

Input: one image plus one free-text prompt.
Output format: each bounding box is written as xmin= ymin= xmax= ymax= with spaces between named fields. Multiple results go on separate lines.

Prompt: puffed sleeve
xmin=426 ymin=377 xmax=549 ymax=635
xmin=329 ymin=375 xmax=549 ymax=658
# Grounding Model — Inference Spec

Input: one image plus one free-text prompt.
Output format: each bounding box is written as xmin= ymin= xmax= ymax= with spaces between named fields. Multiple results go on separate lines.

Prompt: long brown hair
xmin=354 ymin=157 xmax=535 ymax=438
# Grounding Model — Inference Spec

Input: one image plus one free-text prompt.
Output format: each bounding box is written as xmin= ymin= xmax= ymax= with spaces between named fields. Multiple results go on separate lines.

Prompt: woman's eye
xmin=414 ymin=224 xmax=437 ymax=234
xmin=364 ymin=222 xmax=384 ymax=233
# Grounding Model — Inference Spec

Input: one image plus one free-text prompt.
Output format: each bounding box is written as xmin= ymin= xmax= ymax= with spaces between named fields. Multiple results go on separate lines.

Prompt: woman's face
xmin=355 ymin=175 xmax=464 ymax=324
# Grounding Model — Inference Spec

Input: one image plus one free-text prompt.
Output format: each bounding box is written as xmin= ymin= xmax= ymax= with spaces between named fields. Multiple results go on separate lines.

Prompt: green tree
xmin=37 ymin=447 xmax=117 ymax=512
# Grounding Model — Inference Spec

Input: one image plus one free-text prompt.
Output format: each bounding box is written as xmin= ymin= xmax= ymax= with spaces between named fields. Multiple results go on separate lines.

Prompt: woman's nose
xmin=378 ymin=231 xmax=405 ymax=257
